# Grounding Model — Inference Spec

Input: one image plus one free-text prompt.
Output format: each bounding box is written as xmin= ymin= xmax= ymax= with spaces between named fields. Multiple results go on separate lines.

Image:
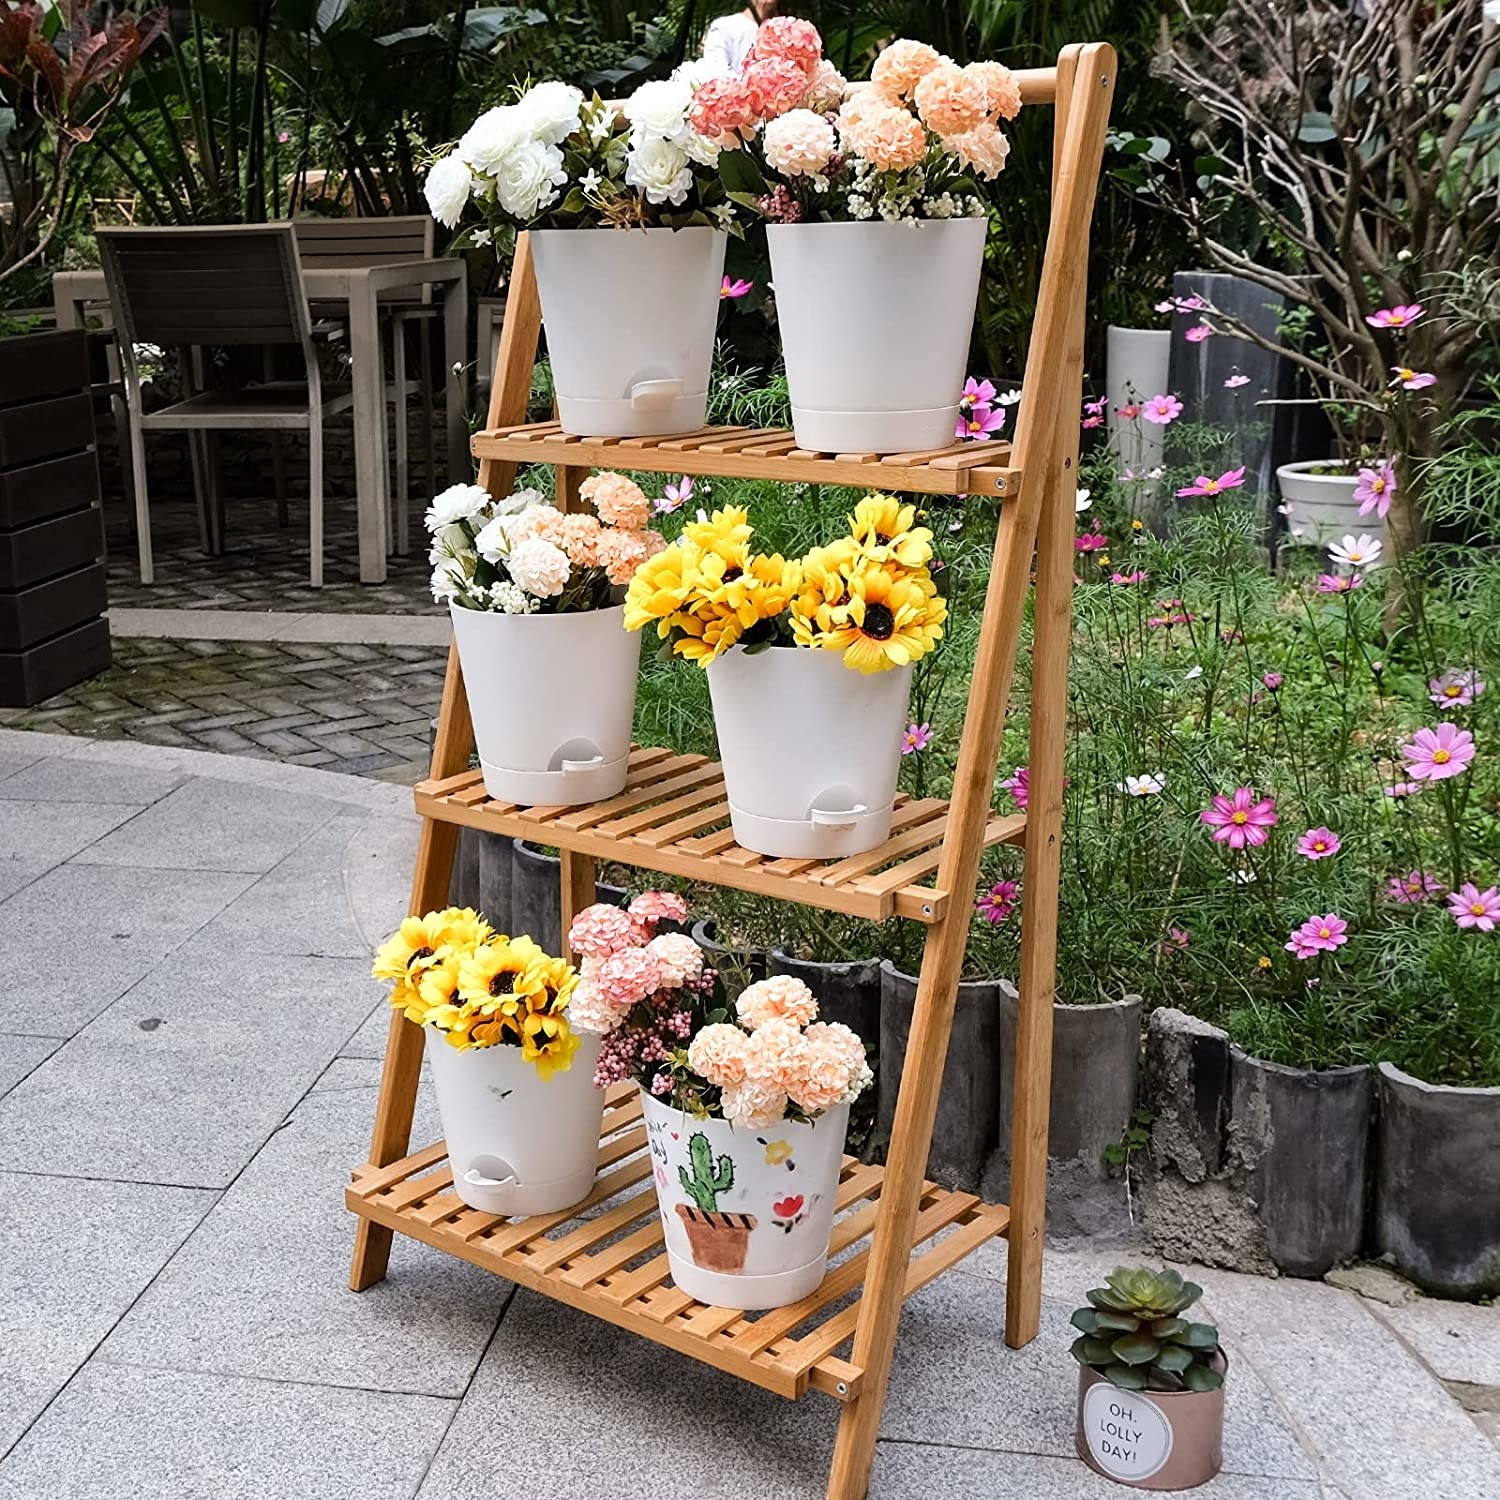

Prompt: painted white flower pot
xmin=641 ymin=1092 xmax=850 ymax=1309
xmin=1105 ymin=325 xmax=1171 ymax=477
xmin=765 ymin=219 xmax=987 ymax=454
xmin=707 ymin=645 xmax=913 ymax=859
xmin=530 ymin=227 xmax=727 ymax=437
xmin=425 ymin=1026 xmax=605 ymax=1216
xmin=449 ymin=602 xmax=640 ymax=806
xmin=1275 ymin=460 xmax=1383 ymax=547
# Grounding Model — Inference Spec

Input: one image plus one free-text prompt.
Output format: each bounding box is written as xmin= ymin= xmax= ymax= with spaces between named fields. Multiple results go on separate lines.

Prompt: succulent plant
xmin=1070 ymin=1266 xmax=1224 ymax=1393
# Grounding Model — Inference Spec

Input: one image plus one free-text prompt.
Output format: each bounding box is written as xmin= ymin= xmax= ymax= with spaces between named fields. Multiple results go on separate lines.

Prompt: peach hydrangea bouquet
xmin=426 ymin=471 xmax=667 ymax=614
xmin=692 ymin=20 xmax=1022 ymax=223
xmin=568 ymin=892 xmax=871 ymax=1129
xmin=623 ymin=492 xmax=946 ymax=673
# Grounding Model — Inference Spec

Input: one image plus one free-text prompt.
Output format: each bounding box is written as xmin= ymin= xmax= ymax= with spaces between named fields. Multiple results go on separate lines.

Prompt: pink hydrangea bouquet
xmin=423 ymin=77 xmax=739 ymax=245
xmin=694 ymin=22 xmax=1022 ymax=223
xmin=426 ymin=471 xmax=667 ymax=614
xmin=568 ymin=894 xmax=872 ymax=1128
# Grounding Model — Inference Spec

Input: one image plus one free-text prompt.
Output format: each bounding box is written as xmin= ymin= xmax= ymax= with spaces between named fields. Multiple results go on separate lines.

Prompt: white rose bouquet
xmin=424 ymin=76 xmax=739 ymax=243
xmin=427 ymin=473 xmax=667 ymax=615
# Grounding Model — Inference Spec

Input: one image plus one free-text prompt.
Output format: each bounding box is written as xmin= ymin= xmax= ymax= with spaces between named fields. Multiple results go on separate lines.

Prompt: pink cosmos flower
xmin=1184 ymin=323 xmax=1214 ymax=343
xmin=1111 ymin=569 xmax=1148 ymax=585
xmin=656 ymin=475 xmax=694 ymax=514
xmin=1366 ymin=304 xmax=1424 ymax=329
xmin=1074 ymin=531 xmax=1108 ymax=553
xmin=1083 ymin=396 xmax=1107 ymax=416
xmin=958 ymin=403 xmax=1005 ymax=440
xmin=1400 ymin=722 xmax=1476 ymax=781
xmin=1448 ymin=883 xmax=1500 ymax=932
xmin=1297 ymin=826 xmax=1341 ymax=860
xmin=1224 ymin=373 xmax=1251 ymax=389
xmin=721 ymin=276 xmax=754 ymax=300
xmin=976 ymin=878 xmax=1021 ymax=924
xmin=1201 ymin=787 xmax=1278 ymax=849
xmin=1167 ymin=925 xmax=1190 ymax=948
xmin=1141 ymin=393 xmax=1184 ymax=424
xmin=1355 ymin=459 xmax=1397 ymax=519
xmin=1383 ymin=781 xmax=1420 ymax=799
xmin=1082 ymin=413 xmax=1103 ymax=429
xmin=1263 ymin=671 xmax=1283 ymax=690
xmin=1388 ymin=869 xmax=1444 ymax=904
xmin=962 ymin=377 xmax=997 ymax=406
xmin=277 ymin=130 xmax=291 ymax=144
xmin=1390 ymin=366 xmax=1437 ymax=391
xmin=1000 ymin=766 xmax=1029 ymax=810
xmin=902 ymin=721 xmax=932 ymax=755
xmin=1116 ymin=401 xmax=1143 ymax=421
xmin=1177 ymin=467 xmax=1246 ymax=498
xmin=1317 ymin=573 xmax=1362 ymax=593
xmin=1428 ymin=669 xmax=1485 ymax=710
xmin=1285 ymin=912 xmax=1348 ymax=959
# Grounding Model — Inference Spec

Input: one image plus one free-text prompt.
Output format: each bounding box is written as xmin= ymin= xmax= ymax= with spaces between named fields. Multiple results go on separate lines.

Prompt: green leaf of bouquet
xmin=718 ymin=148 xmax=767 ymax=196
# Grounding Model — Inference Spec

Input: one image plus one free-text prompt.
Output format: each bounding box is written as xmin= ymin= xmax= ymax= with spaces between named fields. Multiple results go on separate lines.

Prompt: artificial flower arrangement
xmin=423 ymin=78 xmax=735 ymax=239
xmin=427 ymin=473 xmax=665 ymax=614
xmin=695 ymin=20 xmax=1022 ymax=222
xmin=372 ymin=905 xmax=581 ymax=1078
xmin=621 ymin=493 xmax=946 ymax=674
xmin=569 ymin=894 xmax=873 ymax=1127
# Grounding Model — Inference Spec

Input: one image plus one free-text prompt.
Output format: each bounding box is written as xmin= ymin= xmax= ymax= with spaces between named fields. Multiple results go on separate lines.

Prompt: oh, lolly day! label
xmin=1081 ymin=1381 xmax=1174 ymax=1482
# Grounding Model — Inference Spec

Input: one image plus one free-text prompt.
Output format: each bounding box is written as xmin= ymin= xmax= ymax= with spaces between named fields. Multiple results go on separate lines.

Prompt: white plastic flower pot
xmin=529 ymin=227 xmax=727 ymax=437
xmin=706 ymin=645 xmax=913 ymax=859
xmin=449 ymin=602 xmax=640 ymax=806
xmin=640 ymin=1092 xmax=850 ymax=1309
xmin=425 ymin=1026 xmax=605 ymax=1216
xmin=1275 ymin=460 xmax=1383 ymax=547
xmin=765 ymin=219 xmax=987 ymax=454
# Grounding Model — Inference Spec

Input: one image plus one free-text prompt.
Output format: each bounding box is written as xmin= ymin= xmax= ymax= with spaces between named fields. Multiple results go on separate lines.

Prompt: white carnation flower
xmin=493 ymin=139 xmax=568 ymax=221
xmin=473 ymin=513 xmax=513 ymax=565
xmin=427 ymin=521 xmax=472 ymax=566
xmin=623 ymin=77 xmax=694 ymax=143
xmin=517 ymin=81 xmax=584 ymax=147
xmin=423 ymin=153 xmax=472 ymax=229
xmin=431 ymin=561 xmax=465 ymax=603
xmin=673 ymin=56 xmax=729 ymax=87
xmin=426 ymin=483 xmax=491 ymax=531
xmin=625 ymin=134 xmax=694 ymax=206
xmin=497 ymin=486 xmax=546 ymax=516
xmin=507 ymin=538 xmax=571 ymax=598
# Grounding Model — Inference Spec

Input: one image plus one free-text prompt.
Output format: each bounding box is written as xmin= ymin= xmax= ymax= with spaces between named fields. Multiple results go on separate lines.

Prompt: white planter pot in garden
xmin=1105 ymin=325 xmax=1171 ymax=478
xmin=707 ymin=645 xmax=912 ymax=859
xmin=766 ymin=218 xmax=986 ymax=454
xmin=426 ymin=1026 xmax=605 ymax=1216
xmin=530 ymin=226 xmax=726 ymax=437
xmin=1275 ymin=460 xmax=1383 ymax=548
xmin=449 ymin=602 xmax=639 ymax=806
xmin=640 ymin=1092 xmax=850 ymax=1309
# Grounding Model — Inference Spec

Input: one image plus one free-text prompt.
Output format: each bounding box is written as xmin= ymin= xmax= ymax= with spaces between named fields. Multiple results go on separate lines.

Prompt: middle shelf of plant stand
xmin=415 ymin=746 xmax=1028 ymax=923
xmin=347 ymin=1083 xmax=1012 ymax=1403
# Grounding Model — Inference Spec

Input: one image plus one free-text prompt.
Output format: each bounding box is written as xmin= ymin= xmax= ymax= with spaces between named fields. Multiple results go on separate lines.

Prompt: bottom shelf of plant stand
xmin=347 ymin=1085 xmax=1011 ymax=1402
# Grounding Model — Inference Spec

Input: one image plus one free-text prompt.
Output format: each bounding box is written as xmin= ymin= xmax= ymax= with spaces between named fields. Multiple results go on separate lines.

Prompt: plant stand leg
xmin=350 ymin=643 xmax=474 ymax=1292
xmin=560 ymin=850 xmax=595 ymax=963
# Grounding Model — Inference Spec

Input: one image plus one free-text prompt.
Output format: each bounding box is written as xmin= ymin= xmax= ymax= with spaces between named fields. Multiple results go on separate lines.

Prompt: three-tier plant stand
xmin=347 ymin=46 xmax=1114 ymax=1500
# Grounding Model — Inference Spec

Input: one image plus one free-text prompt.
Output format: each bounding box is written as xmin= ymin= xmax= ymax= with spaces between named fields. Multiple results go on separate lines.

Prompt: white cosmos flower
xmin=517 ymin=81 xmax=584 ymax=147
xmin=1227 ymin=868 xmax=1257 ymax=885
xmin=1185 ymin=664 xmax=1204 ymax=680
xmin=423 ymin=153 xmax=472 ymax=229
xmin=1328 ymin=533 xmax=1383 ymax=570
xmin=625 ymin=134 xmax=694 ymax=205
xmin=997 ymin=388 xmax=1023 ymax=406
xmin=426 ymin=483 xmax=491 ymax=531
xmin=1119 ymin=773 xmax=1166 ymax=796
xmin=1075 ymin=488 xmax=1092 ymax=513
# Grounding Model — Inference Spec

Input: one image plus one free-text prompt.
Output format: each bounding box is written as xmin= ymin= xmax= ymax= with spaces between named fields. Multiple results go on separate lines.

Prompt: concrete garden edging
xmin=767 ymin=950 xmax=881 ymax=1043
xmin=510 ymin=839 xmax=625 ymax=953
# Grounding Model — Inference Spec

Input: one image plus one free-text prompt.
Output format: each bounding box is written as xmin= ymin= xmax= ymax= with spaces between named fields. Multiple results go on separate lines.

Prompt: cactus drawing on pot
xmin=674 ymin=1130 xmax=757 ymax=1273
xmin=1070 ymin=1267 xmax=1224 ymax=1393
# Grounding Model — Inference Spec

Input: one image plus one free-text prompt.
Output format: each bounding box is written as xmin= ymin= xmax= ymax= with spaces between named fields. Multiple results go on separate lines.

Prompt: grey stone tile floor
xmin=1 ymin=724 xmax=1498 ymax=1498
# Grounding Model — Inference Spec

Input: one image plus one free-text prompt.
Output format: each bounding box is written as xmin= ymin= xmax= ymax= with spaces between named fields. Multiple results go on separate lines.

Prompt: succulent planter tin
xmin=640 ymin=1093 xmax=850 ymax=1310
xmin=1075 ymin=1355 xmax=1227 ymax=1491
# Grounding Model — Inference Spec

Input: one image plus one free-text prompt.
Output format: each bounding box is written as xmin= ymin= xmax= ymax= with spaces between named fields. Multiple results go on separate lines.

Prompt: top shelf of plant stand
xmin=470 ymin=421 xmax=1021 ymax=499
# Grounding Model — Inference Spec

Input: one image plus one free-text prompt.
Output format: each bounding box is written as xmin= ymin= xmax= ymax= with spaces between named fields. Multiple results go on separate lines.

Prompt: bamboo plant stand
xmin=348 ymin=46 xmax=1114 ymax=1500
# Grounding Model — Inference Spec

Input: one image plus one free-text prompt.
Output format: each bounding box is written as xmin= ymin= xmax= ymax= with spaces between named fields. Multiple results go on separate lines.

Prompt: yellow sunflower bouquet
xmin=372 ymin=907 xmax=581 ymax=1079
xmin=623 ymin=493 xmax=946 ymax=674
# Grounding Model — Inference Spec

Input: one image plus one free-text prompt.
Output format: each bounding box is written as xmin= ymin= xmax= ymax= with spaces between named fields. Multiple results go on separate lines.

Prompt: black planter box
xmin=0 ymin=450 xmax=101 ymax=531
xmin=0 ymin=506 xmax=105 ymax=591
xmin=0 ymin=615 xmax=111 ymax=708
xmin=0 ymin=563 xmax=108 ymax=651
xmin=0 ymin=328 xmax=91 ymax=407
xmin=0 ymin=392 xmax=95 ymax=469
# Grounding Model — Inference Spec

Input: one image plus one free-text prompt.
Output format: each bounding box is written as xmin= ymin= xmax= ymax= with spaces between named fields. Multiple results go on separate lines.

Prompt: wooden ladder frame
xmin=348 ymin=45 xmax=1114 ymax=1500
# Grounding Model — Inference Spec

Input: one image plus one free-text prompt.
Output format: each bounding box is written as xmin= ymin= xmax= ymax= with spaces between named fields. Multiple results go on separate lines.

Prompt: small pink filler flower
xmin=1201 ymin=787 xmax=1278 ymax=849
xmin=1285 ymin=913 xmax=1349 ymax=960
xmin=1141 ymin=393 xmax=1183 ymax=425
xmin=1354 ymin=459 xmax=1396 ymax=519
xmin=1400 ymin=722 xmax=1476 ymax=782
xmin=1366 ymin=304 xmax=1424 ymax=329
xmin=1448 ymin=883 xmax=1500 ymax=932
xmin=1388 ymin=870 xmax=1444 ymax=904
xmin=1177 ymin=467 xmax=1246 ymax=498
xmin=1297 ymin=827 xmax=1341 ymax=860
xmin=901 ymin=721 xmax=932 ymax=755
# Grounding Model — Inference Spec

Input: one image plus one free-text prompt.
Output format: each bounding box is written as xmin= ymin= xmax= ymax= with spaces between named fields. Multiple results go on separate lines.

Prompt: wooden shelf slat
xmin=346 ymin=1122 xmax=1009 ymax=1403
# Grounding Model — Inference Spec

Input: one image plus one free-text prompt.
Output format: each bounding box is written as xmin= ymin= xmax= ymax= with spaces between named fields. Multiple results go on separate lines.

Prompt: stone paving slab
xmin=0 ymin=1035 xmax=60 ymax=1099
xmin=99 ymin=1057 xmax=509 ymax=1398
xmin=0 ymin=799 xmax=143 ymax=865
xmin=1371 ymin=1295 xmax=1500 ymax=1390
xmin=111 ymin=607 xmax=452 ymax=647
xmin=0 ymin=1171 xmax=216 ymax=1455
xmin=0 ymin=1364 xmax=455 ymax=1500
xmin=0 ymin=756 xmax=185 ymax=805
